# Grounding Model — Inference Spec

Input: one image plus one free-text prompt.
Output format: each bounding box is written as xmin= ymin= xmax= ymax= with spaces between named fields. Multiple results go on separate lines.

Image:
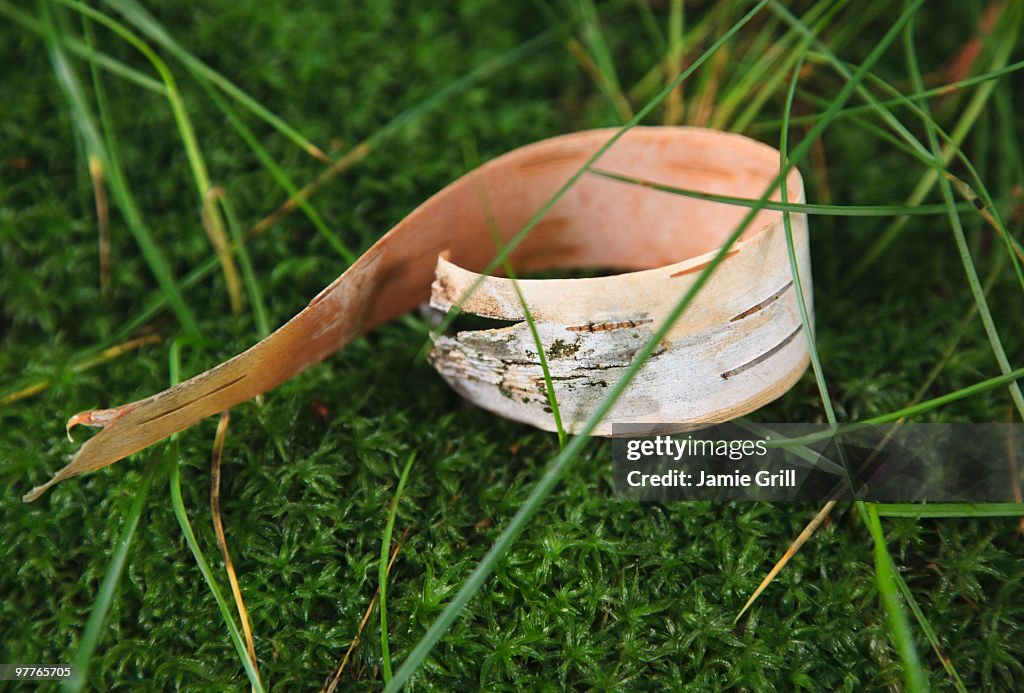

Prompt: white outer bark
xmin=428 ymin=186 xmax=811 ymax=435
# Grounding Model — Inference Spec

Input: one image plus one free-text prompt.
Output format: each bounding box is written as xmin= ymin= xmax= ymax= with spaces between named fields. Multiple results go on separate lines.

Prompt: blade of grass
xmin=686 ymin=3 xmax=733 ymax=127
xmin=500 ymin=271 xmax=567 ymax=448
xmin=202 ymin=83 xmax=355 ymax=264
xmin=720 ymin=0 xmax=843 ymax=132
xmin=778 ymin=47 xmax=836 ymax=429
xmin=902 ymin=3 xmax=1024 ymax=421
xmin=764 ymin=0 xmax=1024 ymax=311
xmin=169 ymin=449 xmax=265 ymax=692
xmin=777 ymin=30 xmax=932 ymax=688
xmin=734 ymin=43 xmax=873 ymax=633
xmin=243 ymin=25 xmax=560 ymax=245
xmin=627 ymin=2 xmax=718 ymax=108
xmin=631 ymin=0 xmax=665 ymax=55
xmin=0 ymin=334 xmax=161 ymax=408
xmin=422 ymin=0 xmax=778 ymax=358
xmin=1 ymin=0 xmax=165 ymax=93
xmin=52 ymin=26 xmax=558 ymax=364
xmin=100 ymin=0 xmax=329 ymax=161
xmin=322 ymin=527 xmax=410 ymax=693
xmin=889 ymin=552 xmax=967 ymax=691
xmin=380 ymin=452 xmax=416 ymax=685
xmin=63 ymin=445 xmax=164 ymax=693
xmin=755 ymin=59 xmax=1024 ymax=131
xmin=788 ymin=76 xmax=1024 ymax=280
xmin=876 ymin=503 xmax=1024 ymax=518
xmin=852 ymin=63 xmax=1024 ymax=283
xmin=389 ymin=4 xmax=924 ymax=688
xmin=58 ymin=0 xmax=244 ymax=313
xmin=994 ymin=87 xmax=1024 ymax=190
xmin=776 ymin=367 xmax=1024 ymax=454
xmin=574 ymin=0 xmax=632 ymax=122
xmin=866 ymin=504 xmax=929 ymax=693
xmin=213 ymin=189 xmax=270 ymax=338
xmin=731 ymin=0 xmax=892 ymax=132
xmin=79 ymin=10 xmax=111 ymax=295
xmin=209 ymin=412 xmax=262 ymax=689
xmin=738 ymin=246 xmax=1002 ymax=667
xmin=766 ymin=5 xmax=928 ymax=164
xmin=590 ymin=168 xmax=987 ymax=216
xmin=819 ymin=53 xmax=1024 ymax=276
xmin=463 ymin=139 xmax=568 ymax=447
xmin=736 ymin=47 xmax=834 ymax=627
xmin=165 ymin=340 xmax=265 ymax=692
xmin=663 ymin=0 xmax=683 ymax=124
xmin=38 ymin=0 xmax=201 ymax=338
xmin=846 ymin=0 xmax=1021 ymax=282
xmin=735 ymin=500 xmax=837 ymax=624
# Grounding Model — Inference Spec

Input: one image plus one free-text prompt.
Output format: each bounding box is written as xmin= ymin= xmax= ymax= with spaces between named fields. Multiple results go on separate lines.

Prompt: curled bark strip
xmin=26 ymin=127 xmax=811 ymax=501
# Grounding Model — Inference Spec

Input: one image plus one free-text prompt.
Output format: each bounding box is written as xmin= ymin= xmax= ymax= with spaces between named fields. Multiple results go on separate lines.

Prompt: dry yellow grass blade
xmin=0 ymin=334 xmax=161 ymax=409
xmin=209 ymin=411 xmax=261 ymax=690
xmin=201 ymin=187 xmax=243 ymax=313
xmin=735 ymin=499 xmax=836 ymax=623
xmin=321 ymin=527 xmax=410 ymax=693
xmin=88 ymin=155 xmax=111 ymax=295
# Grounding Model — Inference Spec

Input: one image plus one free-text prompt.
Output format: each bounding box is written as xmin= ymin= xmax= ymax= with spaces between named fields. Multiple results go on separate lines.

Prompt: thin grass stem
xmin=379 ymin=452 xmax=416 ymax=684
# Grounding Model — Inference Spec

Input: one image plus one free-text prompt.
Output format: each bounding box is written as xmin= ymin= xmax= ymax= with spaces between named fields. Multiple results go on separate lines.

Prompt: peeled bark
xmin=26 ymin=127 xmax=810 ymax=501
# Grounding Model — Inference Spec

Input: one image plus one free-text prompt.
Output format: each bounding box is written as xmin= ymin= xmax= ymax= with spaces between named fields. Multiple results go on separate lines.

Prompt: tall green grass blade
xmin=778 ymin=54 xmax=930 ymax=690
xmin=720 ymin=0 xmax=844 ymax=132
xmin=505 ymin=273 xmax=567 ymax=449
xmin=845 ymin=16 xmax=992 ymax=686
xmin=791 ymin=71 xmax=1024 ymax=287
xmin=632 ymin=0 xmax=665 ymax=54
xmin=629 ymin=1 xmax=717 ymax=107
xmin=765 ymin=1 xmax=1024 ymax=297
xmin=38 ymin=0 xmax=201 ymax=338
xmin=843 ymin=64 xmax=1024 ymax=289
xmin=165 ymin=341 xmax=265 ymax=691
xmin=994 ymin=88 xmax=1024 ymax=188
xmin=876 ymin=504 xmax=1024 ymax=518
xmin=662 ymin=0 xmax=683 ymax=124
xmin=575 ymin=0 xmax=632 ymax=121
xmin=422 ymin=0 xmax=777 ymax=357
xmin=168 ymin=453 xmax=266 ymax=692
xmin=779 ymin=369 xmax=1024 ymax=452
xmin=63 ymin=446 xmax=164 ymax=693
xmin=847 ymin=0 xmax=1021 ymax=281
xmin=901 ymin=6 xmax=1024 ymax=421
xmin=767 ymin=3 xmax=930 ymax=161
xmin=100 ymin=0 xmax=328 ymax=161
xmin=866 ymin=505 xmax=929 ymax=693
xmin=756 ymin=59 xmax=1024 ymax=131
xmin=217 ymin=192 xmax=271 ymax=338
xmin=201 ymin=84 xmax=355 ymax=263
xmin=777 ymin=43 xmax=837 ymax=428
xmin=464 ymin=136 xmax=569 ymax=448
xmin=76 ymin=26 xmax=557 ymax=352
xmin=2 ymin=1 xmax=165 ymax=93
xmin=591 ymin=169 xmax=986 ymax=216
xmin=889 ymin=558 xmax=968 ymax=692
xmin=57 ymin=0 xmax=245 ymax=313
xmin=379 ymin=452 xmax=416 ymax=684
xmin=781 ymin=40 xmax=993 ymax=675
xmin=389 ymin=3 xmax=924 ymax=688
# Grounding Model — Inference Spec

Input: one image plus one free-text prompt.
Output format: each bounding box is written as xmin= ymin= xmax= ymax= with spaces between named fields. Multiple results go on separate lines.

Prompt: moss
xmin=547 ymin=338 xmax=580 ymax=359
